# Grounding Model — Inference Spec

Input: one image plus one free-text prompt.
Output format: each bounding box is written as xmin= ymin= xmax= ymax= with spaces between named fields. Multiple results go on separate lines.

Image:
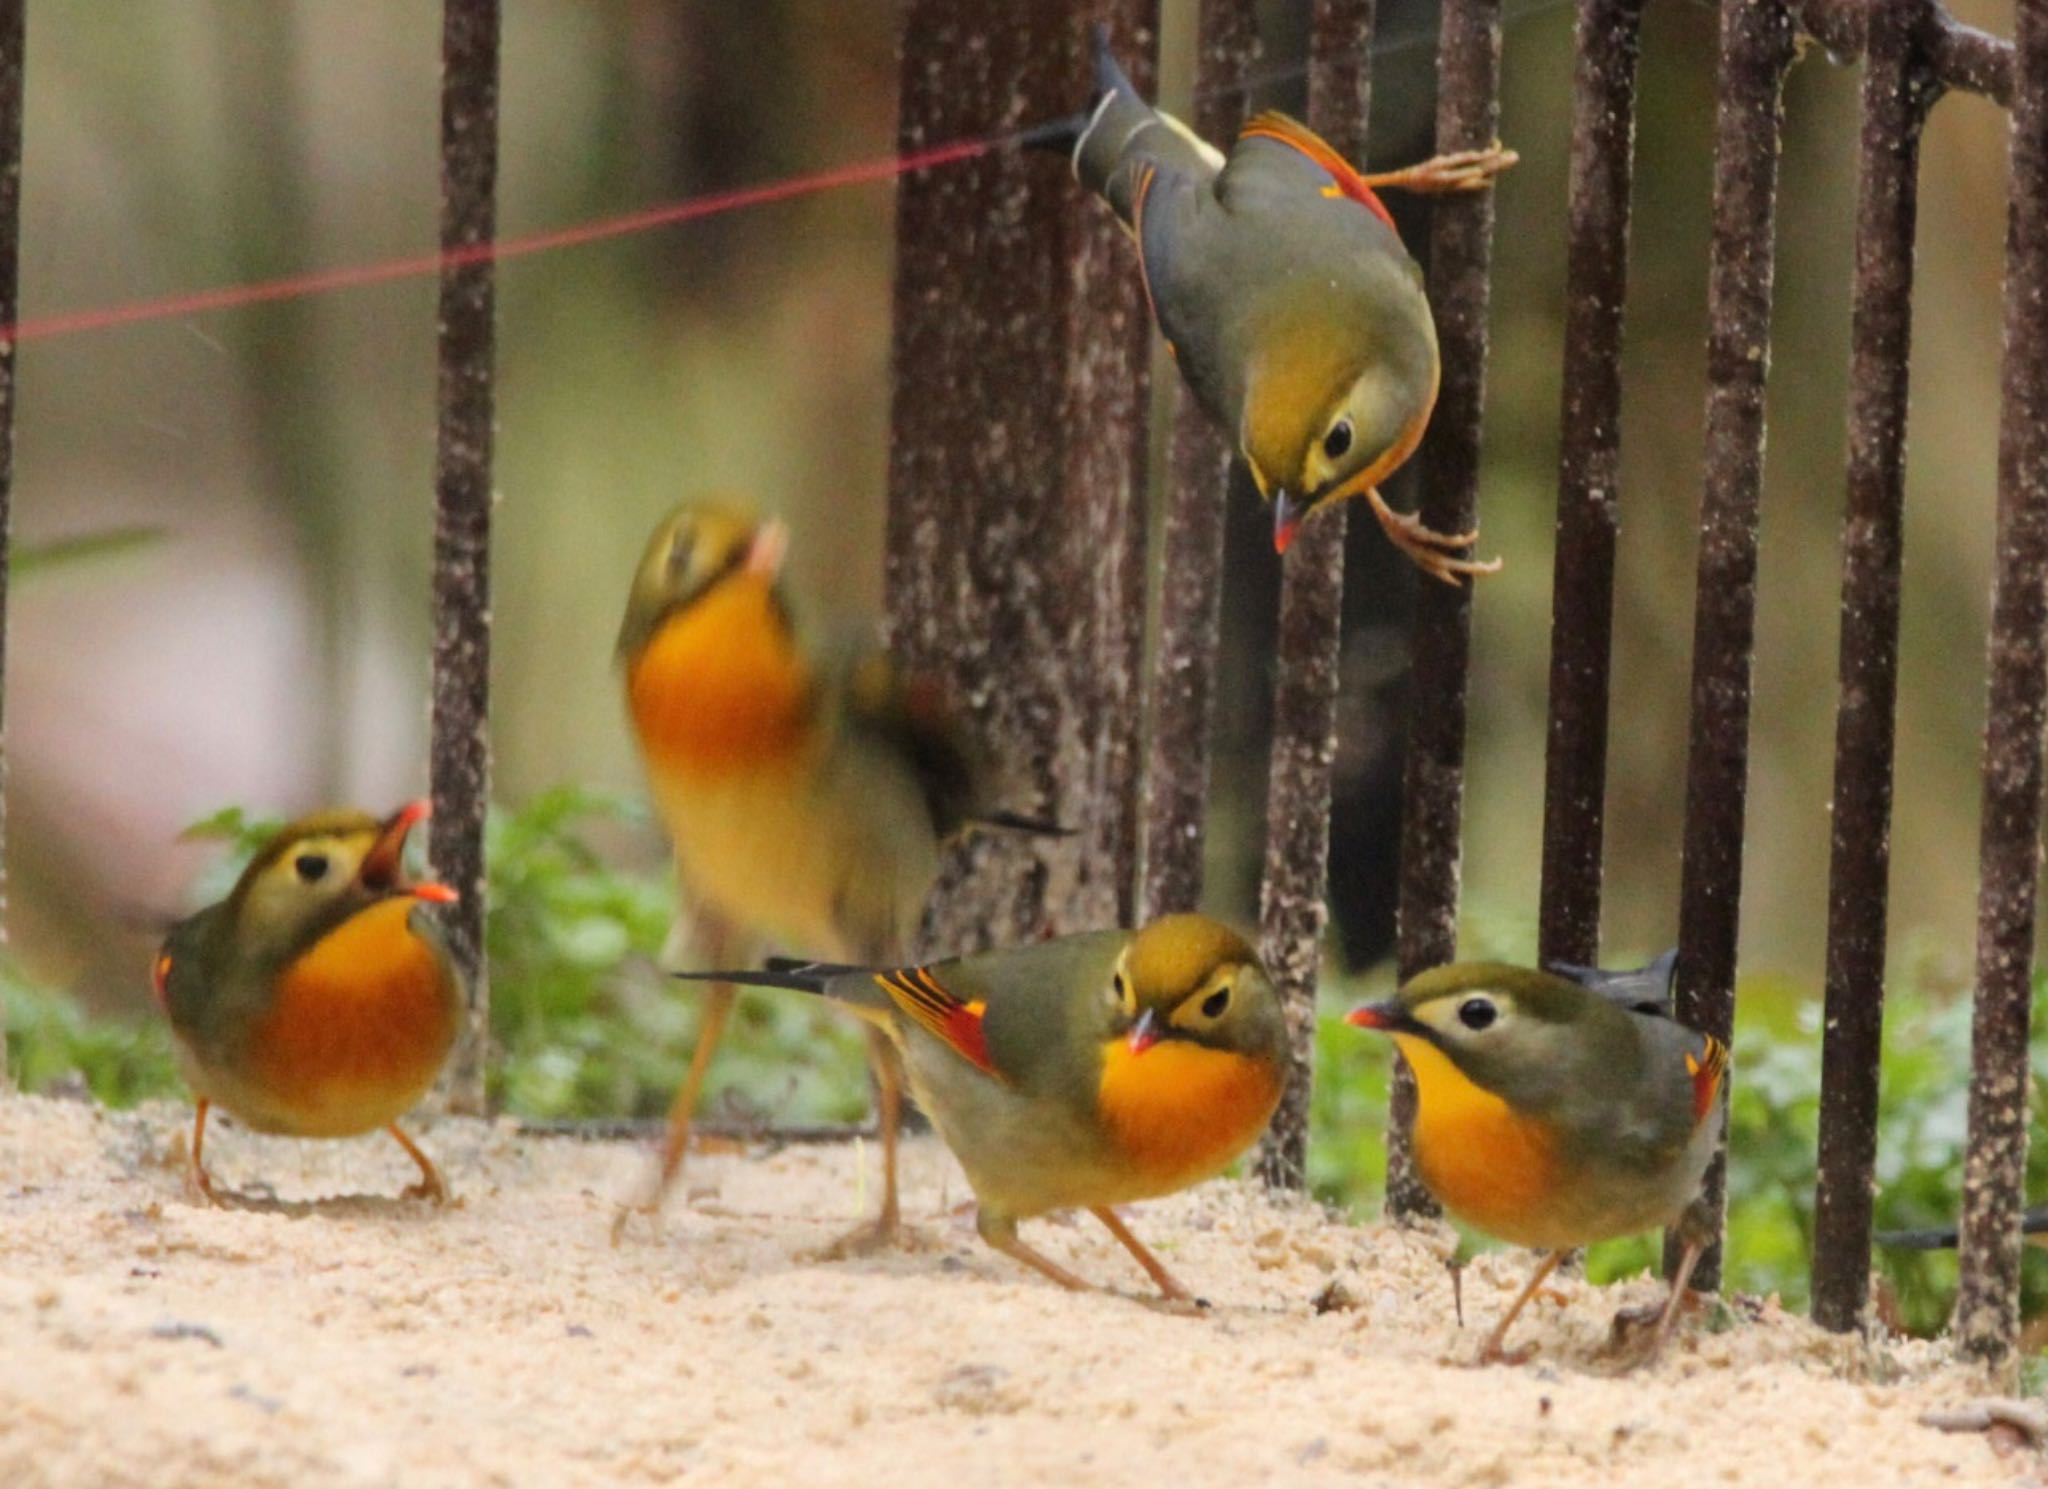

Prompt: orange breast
xmin=1096 ymin=1038 xmax=1284 ymax=1195
xmin=626 ymin=578 xmax=811 ymax=778
xmin=1395 ymin=1034 xmax=1560 ymax=1245
xmin=246 ymin=899 xmax=458 ymax=1135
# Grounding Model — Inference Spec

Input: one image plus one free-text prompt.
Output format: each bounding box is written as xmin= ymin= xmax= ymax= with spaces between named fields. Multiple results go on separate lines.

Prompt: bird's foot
xmin=810 ymin=1211 xmax=917 ymax=1261
xmin=1367 ymin=144 xmax=1519 ymax=195
xmin=185 ymin=1164 xmax=224 ymax=1208
xmin=1368 ymin=488 xmax=1502 ymax=586
xmin=1475 ymin=1335 xmax=1538 ymax=1367
xmin=609 ymin=1191 xmax=668 ymax=1247
xmin=401 ymin=1172 xmax=450 ymax=1206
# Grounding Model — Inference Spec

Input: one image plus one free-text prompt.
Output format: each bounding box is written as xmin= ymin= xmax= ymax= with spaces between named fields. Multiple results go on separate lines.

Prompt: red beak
xmin=361 ymin=799 xmax=458 ymax=903
xmin=1274 ymin=492 xmax=1306 ymax=555
xmin=1345 ymin=1002 xmax=1397 ymax=1031
xmin=1126 ymin=1007 xmax=1162 ymax=1056
xmin=745 ymin=518 xmax=790 ymax=579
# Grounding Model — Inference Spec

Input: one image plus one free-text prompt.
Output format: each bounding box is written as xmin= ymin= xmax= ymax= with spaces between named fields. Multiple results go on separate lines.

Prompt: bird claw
xmin=810 ymin=1213 xmax=916 ymax=1261
xmin=1370 ymin=144 xmax=1519 ymax=195
xmin=609 ymin=1195 xmax=665 ymax=1247
xmin=401 ymin=1175 xmax=450 ymax=1206
xmin=1475 ymin=1337 xmax=1538 ymax=1368
xmin=1367 ymin=489 xmax=1502 ymax=586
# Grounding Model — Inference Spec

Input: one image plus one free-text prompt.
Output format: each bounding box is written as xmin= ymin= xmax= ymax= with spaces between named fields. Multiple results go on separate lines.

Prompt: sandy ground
xmin=0 ymin=1094 xmax=2036 ymax=1489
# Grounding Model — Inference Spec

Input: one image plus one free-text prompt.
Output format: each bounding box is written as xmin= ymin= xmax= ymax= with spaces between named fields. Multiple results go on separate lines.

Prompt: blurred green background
xmin=3 ymin=1 xmax=2038 ymax=1334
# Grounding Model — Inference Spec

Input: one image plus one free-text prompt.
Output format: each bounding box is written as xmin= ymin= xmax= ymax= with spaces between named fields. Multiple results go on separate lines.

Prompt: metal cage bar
xmin=0 ymin=0 xmax=20 ymax=1089
xmin=1809 ymin=0 xmax=1935 ymax=1335
xmin=1384 ymin=0 xmax=1505 ymax=1219
xmin=1141 ymin=0 xmax=1257 ymax=924
xmin=1536 ymin=0 xmax=1645 ymax=971
xmin=1667 ymin=0 xmax=1794 ymax=1291
xmin=429 ymin=0 xmax=500 ymax=1114
xmin=1954 ymin=0 xmax=2048 ymax=1367
xmin=1254 ymin=0 xmax=1368 ymax=1190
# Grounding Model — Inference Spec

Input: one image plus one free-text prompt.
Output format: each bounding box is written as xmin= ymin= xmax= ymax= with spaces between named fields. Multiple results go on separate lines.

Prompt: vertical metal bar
xmin=1536 ymin=0 xmax=1643 ymax=971
xmin=884 ymin=2 xmax=1156 ymax=955
xmin=1384 ymin=0 xmax=1505 ymax=1218
xmin=1954 ymin=0 xmax=2048 ymax=1367
xmin=1252 ymin=0 xmax=1368 ymax=1192
xmin=1670 ymin=0 xmax=1794 ymax=1289
xmin=1141 ymin=0 xmax=1256 ymax=923
xmin=429 ymin=0 xmax=500 ymax=1114
xmin=0 ymin=0 xmax=19 ymax=1091
xmin=1810 ymin=0 xmax=1934 ymax=1335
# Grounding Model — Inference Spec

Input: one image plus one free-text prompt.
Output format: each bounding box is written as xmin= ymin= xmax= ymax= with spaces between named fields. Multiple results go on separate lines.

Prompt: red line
xmin=4 ymin=135 xmax=995 ymax=345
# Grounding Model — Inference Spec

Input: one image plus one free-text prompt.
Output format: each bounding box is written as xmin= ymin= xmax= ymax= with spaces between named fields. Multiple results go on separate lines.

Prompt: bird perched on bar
xmin=676 ymin=912 xmax=1287 ymax=1301
xmin=1348 ymin=960 xmax=1727 ymax=1363
xmin=1051 ymin=26 xmax=1514 ymax=581
xmin=152 ymin=801 xmax=464 ymax=1205
xmin=614 ymin=499 xmax=1055 ymax=1251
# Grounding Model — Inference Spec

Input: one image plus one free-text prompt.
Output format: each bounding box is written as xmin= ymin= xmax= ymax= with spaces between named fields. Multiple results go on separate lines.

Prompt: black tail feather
xmin=763 ymin=956 xmax=870 ymax=978
xmin=671 ymin=968 xmax=830 ymax=995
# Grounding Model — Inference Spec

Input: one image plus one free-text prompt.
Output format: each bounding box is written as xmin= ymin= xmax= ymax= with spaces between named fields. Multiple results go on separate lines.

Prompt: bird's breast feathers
xmin=626 ymin=578 xmax=813 ymax=777
xmin=1095 ymin=1036 xmax=1283 ymax=1195
xmin=1394 ymin=1033 xmax=1565 ymax=1246
xmin=240 ymin=899 xmax=460 ymax=1136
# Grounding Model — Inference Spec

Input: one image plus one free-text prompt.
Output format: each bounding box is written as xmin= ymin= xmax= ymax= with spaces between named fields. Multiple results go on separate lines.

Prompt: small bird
xmin=1059 ymin=28 xmax=1514 ymax=581
xmin=678 ymin=913 xmax=1287 ymax=1300
xmin=615 ymin=499 xmax=1050 ymax=1250
xmin=152 ymin=801 xmax=463 ymax=1205
xmin=1348 ymin=962 xmax=1727 ymax=1363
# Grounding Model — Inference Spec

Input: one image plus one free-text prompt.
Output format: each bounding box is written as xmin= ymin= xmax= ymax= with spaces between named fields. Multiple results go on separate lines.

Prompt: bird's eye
xmin=1457 ymin=997 xmax=1497 ymax=1031
xmin=294 ymin=852 xmax=330 ymax=884
xmin=1323 ymin=418 xmax=1354 ymax=461
xmin=1202 ymin=986 xmax=1232 ymax=1020
xmin=665 ymin=525 xmax=697 ymax=577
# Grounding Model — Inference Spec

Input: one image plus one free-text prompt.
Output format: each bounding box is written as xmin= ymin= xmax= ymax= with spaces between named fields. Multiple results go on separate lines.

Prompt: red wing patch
xmin=873 ymin=967 xmax=1001 ymax=1081
xmin=151 ymin=951 xmax=173 ymax=1011
xmin=1239 ymin=111 xmax=1397 ymax=231
xmin=1683 ymin=1034 xmax=1730 ymax=1123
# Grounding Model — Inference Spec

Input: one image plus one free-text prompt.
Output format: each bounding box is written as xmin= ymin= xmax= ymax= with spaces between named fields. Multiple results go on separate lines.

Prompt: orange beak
xmin=360 ymin=799 xmax=458 ymax=903
xmin=1126 ymin=1006 xmax=1162 ymax=1056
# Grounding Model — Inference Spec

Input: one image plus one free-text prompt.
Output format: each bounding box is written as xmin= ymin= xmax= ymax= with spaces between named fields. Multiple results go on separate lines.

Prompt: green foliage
xmin=4 ymin=962 xmax=179 ymax=1105
xmin=6 ymin=786 xmax=870 ymax=1127
xmin=1308 ymin=957 xmax=2048 ymax=1340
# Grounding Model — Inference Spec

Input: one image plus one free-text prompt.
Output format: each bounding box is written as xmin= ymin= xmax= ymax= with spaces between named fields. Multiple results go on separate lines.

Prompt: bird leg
xmin=814 ymin=1028 xmax=909 ymax=1259
xmin=978 ymin=1209 xmax=1094 ymax=1293
xmin=1358 ymin=145 xmax=1518 ymax=196
xmin=386 ymin=1122 xmax=449 ymax=1204
xmin=1477 ymin=1249 xmax=1568 ymax=1366
xmin=1367 ymin=488 xmax=1503 ymax=586
xmin=186 ymin=1098 xmax=222 ymax=1206
xmin=1090 ymin=1205 xmax=1199 ymax=1305
xmin=1610 ymin=1237 xmax=1707 ymax=1363
xmin=611 ymin=977 xmax=736 ymax=1245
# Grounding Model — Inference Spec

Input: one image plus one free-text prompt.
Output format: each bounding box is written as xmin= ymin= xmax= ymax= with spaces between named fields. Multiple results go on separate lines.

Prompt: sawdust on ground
xmin=0 ymin=1094 xmax=2032 ymax=1487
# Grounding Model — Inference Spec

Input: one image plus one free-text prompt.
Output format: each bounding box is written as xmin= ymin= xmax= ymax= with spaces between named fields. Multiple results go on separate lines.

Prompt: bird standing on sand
xmin=1349 ymin=961 xmax=1726 ymax=1362
xmin=680 ymin=913 xmax=1287 ymax=1301
xmin=153 ymin=801 xmax=464 ymax=1205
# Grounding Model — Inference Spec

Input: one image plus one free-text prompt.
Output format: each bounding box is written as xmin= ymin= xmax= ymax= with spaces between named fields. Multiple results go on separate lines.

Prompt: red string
xmin=2 ymin=135 xmax=995 ymax=346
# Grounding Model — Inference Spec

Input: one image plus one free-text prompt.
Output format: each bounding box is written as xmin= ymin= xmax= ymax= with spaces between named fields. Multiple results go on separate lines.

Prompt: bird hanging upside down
xmin=1054 ymin=27 xmax=1514 ymax=583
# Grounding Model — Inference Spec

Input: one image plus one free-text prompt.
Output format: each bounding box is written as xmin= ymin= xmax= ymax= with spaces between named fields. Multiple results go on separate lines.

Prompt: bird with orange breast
xmin=152 ymin=801 xmax=463 ymax=1204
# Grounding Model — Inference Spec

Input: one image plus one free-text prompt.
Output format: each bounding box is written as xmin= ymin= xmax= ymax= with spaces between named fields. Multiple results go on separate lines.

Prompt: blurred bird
xmin=1055 ymin=27 xmax=1513 ymax=581
xmin=678 ymin=913 xmax=1287 ymax=1300
xmin=152 ymin=801 xmax=463 ymax=1204
xmin=1348 ymin=962 xmax=1727 ymax=1363
xmin=614 ymin=500 xmax=1052 ymax=1250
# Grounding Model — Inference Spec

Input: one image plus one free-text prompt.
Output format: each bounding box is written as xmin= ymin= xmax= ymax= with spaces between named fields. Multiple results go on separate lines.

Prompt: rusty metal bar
xmin=1669 ymin=0 xmax=1795 ymax=1291
xmin=429 ymin=0 xmax=500 ymax=1115
xmin=1793 ymin=0 xmax=2013 ymax=108
xmin=1141 ymin=0 xmax=1256 ymax=923
xmin=884 ymin=2 xmax=1155 ymax=956
xmin=1810 ymin=0 xmax=1935 ymax=1335
xmin=1384 ymin=0 xmax=1505 ymax=1219
xmin=1254 ymin=0 xmax=1368 ymax=1191
xmin=1954 ymin=0 xmax=2048 ymax=1367
xmin=1535 ymin=0 xmax=1645 ymax=972
xmin=0 ymin=0 xmax=18 ymax=1091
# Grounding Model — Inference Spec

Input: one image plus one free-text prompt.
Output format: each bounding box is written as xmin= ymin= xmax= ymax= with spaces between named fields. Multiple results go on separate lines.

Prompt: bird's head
xmin=615 ymin=500 xmax=790 ymax=662
xmin=1111 ymin=913 xmax=1286 ymax=1066
xmin=1240 ymin=281 xmax=1440 ymax=554
xmin=1346 ymin=962 xmax=1609 ymax=1114
xmin=202 ymin=801 xmax=454 ymax=972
